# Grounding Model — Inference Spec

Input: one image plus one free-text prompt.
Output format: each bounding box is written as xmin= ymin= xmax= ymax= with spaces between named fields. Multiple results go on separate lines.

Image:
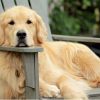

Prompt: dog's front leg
xmin=39 ymin=77 xmax=61 ymax=98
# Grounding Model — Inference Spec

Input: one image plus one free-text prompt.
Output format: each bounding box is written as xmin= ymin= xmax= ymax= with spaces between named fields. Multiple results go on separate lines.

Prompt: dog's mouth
xmin=16 ymin=42 xmax=28 ymax=47
xmin=16 ymin=40 xmax=28 ymax=47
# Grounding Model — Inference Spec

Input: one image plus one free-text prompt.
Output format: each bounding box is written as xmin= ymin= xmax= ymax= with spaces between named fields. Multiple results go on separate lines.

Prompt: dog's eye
xmin=15 ymin=69 xmax=20 ymax=78
xmin=26 ymin=20 xmax=32 ymax=24
xmin=8 ymin=20 xmax=15 ymax=25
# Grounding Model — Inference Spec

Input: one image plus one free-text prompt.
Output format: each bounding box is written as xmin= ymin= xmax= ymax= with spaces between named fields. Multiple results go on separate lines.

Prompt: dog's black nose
xmin=17 ymin=30 xmax=26 ymax=39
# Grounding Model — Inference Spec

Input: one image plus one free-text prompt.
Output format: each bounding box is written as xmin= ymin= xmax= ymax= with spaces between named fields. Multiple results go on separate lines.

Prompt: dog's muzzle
xmin=16 ymin=30 xmax=28 ymax=47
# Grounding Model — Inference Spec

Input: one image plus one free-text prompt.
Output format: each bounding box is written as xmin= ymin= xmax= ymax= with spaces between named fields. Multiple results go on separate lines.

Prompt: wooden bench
xmin=0 ymin=0 xmax=100 ymax=99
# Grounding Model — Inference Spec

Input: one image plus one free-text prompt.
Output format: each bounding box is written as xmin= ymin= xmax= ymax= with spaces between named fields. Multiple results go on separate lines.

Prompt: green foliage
xmin=50 ymin=6 xmax=80 ymax=35
xmin=49 ymin=0 xmax=100 ymax=36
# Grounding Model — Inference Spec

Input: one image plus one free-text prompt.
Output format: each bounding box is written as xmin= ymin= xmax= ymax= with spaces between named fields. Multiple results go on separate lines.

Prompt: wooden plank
xmin=0 ymin=0 xmax=4 ymax=12
xmin=52 ymin=35 xmax=100 ymax=43
xmin=89 ymin=96 xmax=100 ymax=100
xmin=22 ymin=53 xmax=39 ymax=99
xmin=15 ymin=0 xmax=30 ymax=8
xmin=2 ymin=0 xmax=15 ymax=10
xmin=42 ymin=98 xmax=63 ymax=100
xmin=22 ymin=53 xmax=36 ymax=99
xmin=25 ymin=87 xmax=36 ymax=99
xmin=40 ymin=0 xmax=52 ymax=41
xmin=87 ymin=88 xmax=100 ymax=97
xmin=30 ymin=0 xmax=46 ymax=19
xmin=0 ymin=46 xmax=43 ymax=53
xmin=30 ymin=0 xmax=52 ymax=41
xmin=22 ymin=53 xmax=35 ymax=88
xmin=34 ymin=53 xmax=39 ymax=98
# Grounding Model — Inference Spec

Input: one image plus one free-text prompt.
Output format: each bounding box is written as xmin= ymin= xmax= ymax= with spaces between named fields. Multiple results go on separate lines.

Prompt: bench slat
xmin=87 ymin=88 xmax=100 ymax=97
xmin=2 ymin=0 xmax=15 ymax=10
xmin=0 ymin=1 xmax=4 ymax=12
xmin=22 ymin=53 xmax=35 ymax=88
xmin=15 ymin=0 xmax=30 ymax=8
xmin=0 ymin=46 xmax=43 ymax=53
xmin=30 ymin=0 xmax=52 ymax=40
xmin=22 ymin=53 xmax=39 ymax=99
xmin=34 ymin=53 xmax=39 ymax=98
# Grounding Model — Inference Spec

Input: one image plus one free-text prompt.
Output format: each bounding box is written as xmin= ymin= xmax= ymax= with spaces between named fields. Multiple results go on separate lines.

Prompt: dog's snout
xmin=17 ymin=30 xmax=26 ymax=39
xmin=16 ymin=30 xmax=28 ymax=47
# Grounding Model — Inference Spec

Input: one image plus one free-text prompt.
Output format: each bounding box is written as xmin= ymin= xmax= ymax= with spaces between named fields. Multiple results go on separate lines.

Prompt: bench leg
xmin=22 ymin=53 xmax=39 ymax=99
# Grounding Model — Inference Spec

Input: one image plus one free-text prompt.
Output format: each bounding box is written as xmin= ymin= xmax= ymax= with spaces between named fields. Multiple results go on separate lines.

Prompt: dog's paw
xmin=40 ymin=85 xmax=61 ymax=98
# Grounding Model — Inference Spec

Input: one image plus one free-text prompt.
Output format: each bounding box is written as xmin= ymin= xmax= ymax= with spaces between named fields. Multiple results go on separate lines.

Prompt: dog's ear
xmin=34 ymin=12 xmax=48 ymax=43
xmin=0 ymin=13 xmax=5 ymax=45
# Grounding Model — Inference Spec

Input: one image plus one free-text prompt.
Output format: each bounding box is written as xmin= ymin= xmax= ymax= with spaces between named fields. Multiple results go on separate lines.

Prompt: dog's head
xmin=0 ymin=6 xmax=47 ymax=47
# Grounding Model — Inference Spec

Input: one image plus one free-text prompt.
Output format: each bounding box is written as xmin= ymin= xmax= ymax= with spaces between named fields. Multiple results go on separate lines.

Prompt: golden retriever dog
xmin=0 ymin=6 xmax=100 ymax=99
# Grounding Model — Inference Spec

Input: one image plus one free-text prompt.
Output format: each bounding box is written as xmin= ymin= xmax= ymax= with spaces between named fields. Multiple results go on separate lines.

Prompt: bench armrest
xmin=52 ymin=34 xmax=100 ymax=43
xmin=0 ymin=46 xmax=43 ymax=53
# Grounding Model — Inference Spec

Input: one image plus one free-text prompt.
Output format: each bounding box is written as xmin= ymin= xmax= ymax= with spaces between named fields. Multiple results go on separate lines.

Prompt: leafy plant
xmin=49 ymin=0 xmax=100 ymax=36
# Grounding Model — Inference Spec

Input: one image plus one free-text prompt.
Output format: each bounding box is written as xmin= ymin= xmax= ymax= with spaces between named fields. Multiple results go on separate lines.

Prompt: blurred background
xmin=48 ymin=0 xmax=100 ymax=37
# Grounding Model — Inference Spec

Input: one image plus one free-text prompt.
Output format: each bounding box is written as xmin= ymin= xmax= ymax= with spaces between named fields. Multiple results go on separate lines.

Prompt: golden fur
xmin=0 ymin=6 xmax=100 ymax=99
